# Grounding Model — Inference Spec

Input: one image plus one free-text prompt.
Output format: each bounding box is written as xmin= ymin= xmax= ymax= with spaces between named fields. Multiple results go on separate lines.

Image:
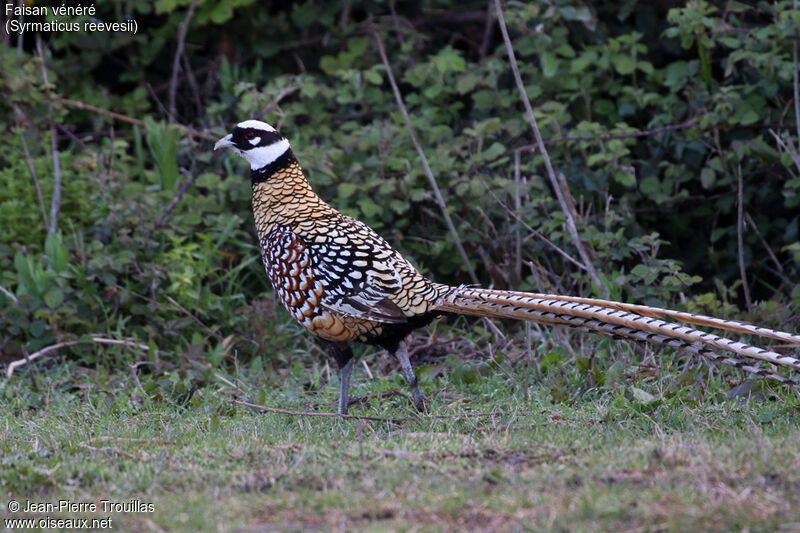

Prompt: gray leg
xmin=338 ymin=358 xmax=355 ymax=415
xmin=394 ymin=340 xmax=428 ymax=412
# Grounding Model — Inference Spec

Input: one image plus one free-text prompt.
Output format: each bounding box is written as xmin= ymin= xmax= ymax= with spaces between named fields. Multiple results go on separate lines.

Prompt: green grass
xmin=3 ymin=345 xmax=800 ymax=532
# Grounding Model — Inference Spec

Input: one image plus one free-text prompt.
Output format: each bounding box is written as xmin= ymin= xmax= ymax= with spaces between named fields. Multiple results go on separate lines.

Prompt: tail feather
xmin=523 ymin=293 xmax=800 ymax=345
xmin=532 ymin=310 xmax=796 ymax=385
xmin=434 ymin=287 xmax=800 ymax=375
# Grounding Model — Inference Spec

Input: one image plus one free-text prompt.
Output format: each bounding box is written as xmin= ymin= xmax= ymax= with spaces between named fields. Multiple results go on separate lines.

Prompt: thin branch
xmin=260 ymin=84 xmax=301 ymax=116
xmin=36 ymin=35 xmax=62 ymax=235
xmin=0 ymin=284 xmax=18 ymax=303
xmin=88 ymin=436 xmax=171 ymax=445
xmin=482 ymin=182 xmax=590 ymax=272
xmin=149 ymin=174 xmax=198 ymax=234
xmin=523 ymin=322 xmax=531 ymax=402
xmin=230 ymin=399 xmax=407 ymax=423
xmin=736 ymin=163 xmax=753 ymax=316
xmin=169 ymin=0 xmax=199 ymax=120
xmin=56 ymin=96 xmax=143 ymax=125
xmin=7 ymin=337 xmax=150 ymax=379
xmin=513 ymin=149 xmax=522 ymax=285
xmin=181 ymin=53 xmax=203 ymax=117
xmin=479 ymin=0 xmax=495 ymax=61
xmin=164 ymin=294 xmax=223 ymax=342
xmin=493 ymin=0 xmax=607 ymax=298
xmin=54 ymin=96 xmax=215 ymax=140
xmin=388 ymin=1 xmax=407 ymax=49
xmin=744 ymin=212 xmax=790 ymax=284
xmin=769 ymin=128 xmax=800 ymax=174
xmin=794 ymin=0 xmax=800 ymax=145
xmin=230 ymin=398 xmax=512 ymax=422
xmin=543 ymin=120 xmax=697 ymax=146
xmin=374 ymin=31 xmax=479 ymax=284
xmin=16 ymin=123 xmax=49 ymax=229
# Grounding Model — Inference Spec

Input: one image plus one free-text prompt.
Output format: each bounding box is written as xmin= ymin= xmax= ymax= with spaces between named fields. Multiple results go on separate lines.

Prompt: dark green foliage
xmin=0 ymin=0 xmax=798 ymax=384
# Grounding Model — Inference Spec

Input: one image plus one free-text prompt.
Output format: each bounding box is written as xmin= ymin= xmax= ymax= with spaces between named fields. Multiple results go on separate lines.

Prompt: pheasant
xmin=215 ymin=120 xmax=800 ymax=414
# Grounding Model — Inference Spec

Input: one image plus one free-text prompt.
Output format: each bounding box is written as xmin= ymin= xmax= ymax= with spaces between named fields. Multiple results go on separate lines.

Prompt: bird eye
xmin=245 ymin=131 xmax=255 ymax=140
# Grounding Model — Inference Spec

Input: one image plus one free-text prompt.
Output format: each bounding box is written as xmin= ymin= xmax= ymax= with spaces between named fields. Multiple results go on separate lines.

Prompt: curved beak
xmin=214 ymin=133 xmax=234 ymax=151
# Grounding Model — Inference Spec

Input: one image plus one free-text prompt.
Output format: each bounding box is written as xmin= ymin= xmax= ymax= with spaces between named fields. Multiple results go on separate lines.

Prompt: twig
xmin=744 ymin=212 xmax=789 ymax=284
xmin=54 ymin=97 xmax=215 ymax=140
xmin=169 ymin=0 xmax=199 ymax=120
xmin=21 ymin=346 xmax=39 ymax=389
xmin=0 ymin=284 xmax=18 ymax=303
xmin=16 ymin=124 xmax=49 ymax=229
xmin=36 ymin=35 xmax=62 ymax=234
xmin=794 ymin=0 xmax=800 ymax=146
xmin=479 ymin=0 xmax=495 ymax=61
xmin=541 ymin=120 xmax=697 ymax=146
xmin=736 ymin=163 xmax=752 ymax=316
xmin=374 ymin=31 xmax=479 ymax=284
xmin=513 ymin=149 xmax=522 ymax=285
xmin=388 ymin=1 xmax=408 ymax=50
xmin=230 ymin=399 xmax=407 ymax=423
xmin=78 ymin=443 xmax=136 ymax=459
xmin=150 ymin=173 xmax=198 ymax=233
xmin=88 ymin=436 xmax=171 ymax=445
xmin=56 ymin=96 xmax=143 ymax=126
xmin=523 ymin=322 xmax=531 ymax=401
xmin=182 ymin=53 xmax=203 ymax=117
xmin=361 ymin=359 xmax=374 ymax=379
xmin=769 ymin=128 xmax=800 ymax=174
xmin=347 ymin=389 xmax=410 ymax=408
xmin=231 ymin=398 xmax=511 ymax=422
xmin=494 ymin=0 xmax=607 ymax=297
xmin=129 ymin=361 xmax=154 ymax=395
xmin=164 ymin=294 xmax=224 ymax=342
xmin=260 ymin=84 xmax=301 ymax=115
xmin=482 ymin=183 xmax=590 ymax=272
xmin=55 ymin=123 xmax=88 ymax=150
xmin=7 ymin=337 xmax=150 ymax=379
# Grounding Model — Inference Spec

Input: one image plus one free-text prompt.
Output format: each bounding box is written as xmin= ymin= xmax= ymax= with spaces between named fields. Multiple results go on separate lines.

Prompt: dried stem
xmin=36 ymin=35 xmax=62 ymax=234
xmin=231 ymin=398 xmax=511 ymax=422
xmin=794 ymin=0 xmax=800 ymax=145
xmin=55 ymin=96 xmax=214 ymax=140
xmin=479 ymin=0 xmax=495 ymax=61
xmin=7 ymin=337 xmax=150 ymax=379
xmin=375 ymin=31 xmax=479 ymax=284
xmin=150 ymin=174 xmax=198 ymax=234
xmin=523 ymin=322 xmax=531 ymax=402
xmin=493 ymin=0 xmax=607 ymax=297
xmin=744 ymin=212 xmax=789 ymax=284
xmin=16 ymin=122 xmax=49 ymax=229
xmin=0 ymin=284 xmax=19 ymax=303
xmin=169 ymin=0 xmax=199 ymax=120
xmin=513 ymin=149 xmax=522 ymax=286
xmin=482 ymin=183 xmax=590 ymax=272
xmin=736 ymin=163 xmax=753 ymax=316
xmin=231 ymin=399 xmax=407 ymax=423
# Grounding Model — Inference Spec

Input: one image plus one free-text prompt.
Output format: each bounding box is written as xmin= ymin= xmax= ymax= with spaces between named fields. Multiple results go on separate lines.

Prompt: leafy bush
xmin=1 ymin=0 xmax=798 ymax=381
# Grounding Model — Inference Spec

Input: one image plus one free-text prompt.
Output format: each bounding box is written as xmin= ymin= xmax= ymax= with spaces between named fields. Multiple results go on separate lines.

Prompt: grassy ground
xmin=3 ymin=334 xmax=800 ymax=533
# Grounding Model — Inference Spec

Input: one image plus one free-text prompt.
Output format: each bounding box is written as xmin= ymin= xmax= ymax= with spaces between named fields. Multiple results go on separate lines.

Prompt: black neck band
xmin=250 ymin=149 xmax=297 ymax=183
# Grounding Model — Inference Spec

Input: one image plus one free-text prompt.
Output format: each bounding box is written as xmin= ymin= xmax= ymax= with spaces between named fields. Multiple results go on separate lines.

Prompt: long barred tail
xmin=517 ymin=293 xmax=800 ymax=345
xmin=433 ymin=286 xmax=800 ymax=382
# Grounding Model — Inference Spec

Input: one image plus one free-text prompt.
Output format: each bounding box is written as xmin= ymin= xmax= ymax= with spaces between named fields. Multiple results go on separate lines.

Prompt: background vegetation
xmin=1 ymin=1 xmax=800 ymax=530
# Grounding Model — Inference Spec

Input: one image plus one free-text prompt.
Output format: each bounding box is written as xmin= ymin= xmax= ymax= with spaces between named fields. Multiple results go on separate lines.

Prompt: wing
xmin=266 ymin=219 xmax=413 ymax=324
xmin=304 ymin=218 xmax=411 ymax=324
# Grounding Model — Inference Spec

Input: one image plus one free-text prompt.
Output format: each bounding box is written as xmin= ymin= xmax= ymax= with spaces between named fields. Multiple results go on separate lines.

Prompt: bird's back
xmin=251 ymin=157 xmax=447 ymax=345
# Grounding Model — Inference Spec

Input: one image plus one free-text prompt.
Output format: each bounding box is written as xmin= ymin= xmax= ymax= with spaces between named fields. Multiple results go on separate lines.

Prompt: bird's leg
xmin=323 ymin=341 xmax=355 ymax=415
xmin=337 ymin=358 xmax=355 ymax=415
xmin=393 ymin=340 xmax=428 ymax=412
